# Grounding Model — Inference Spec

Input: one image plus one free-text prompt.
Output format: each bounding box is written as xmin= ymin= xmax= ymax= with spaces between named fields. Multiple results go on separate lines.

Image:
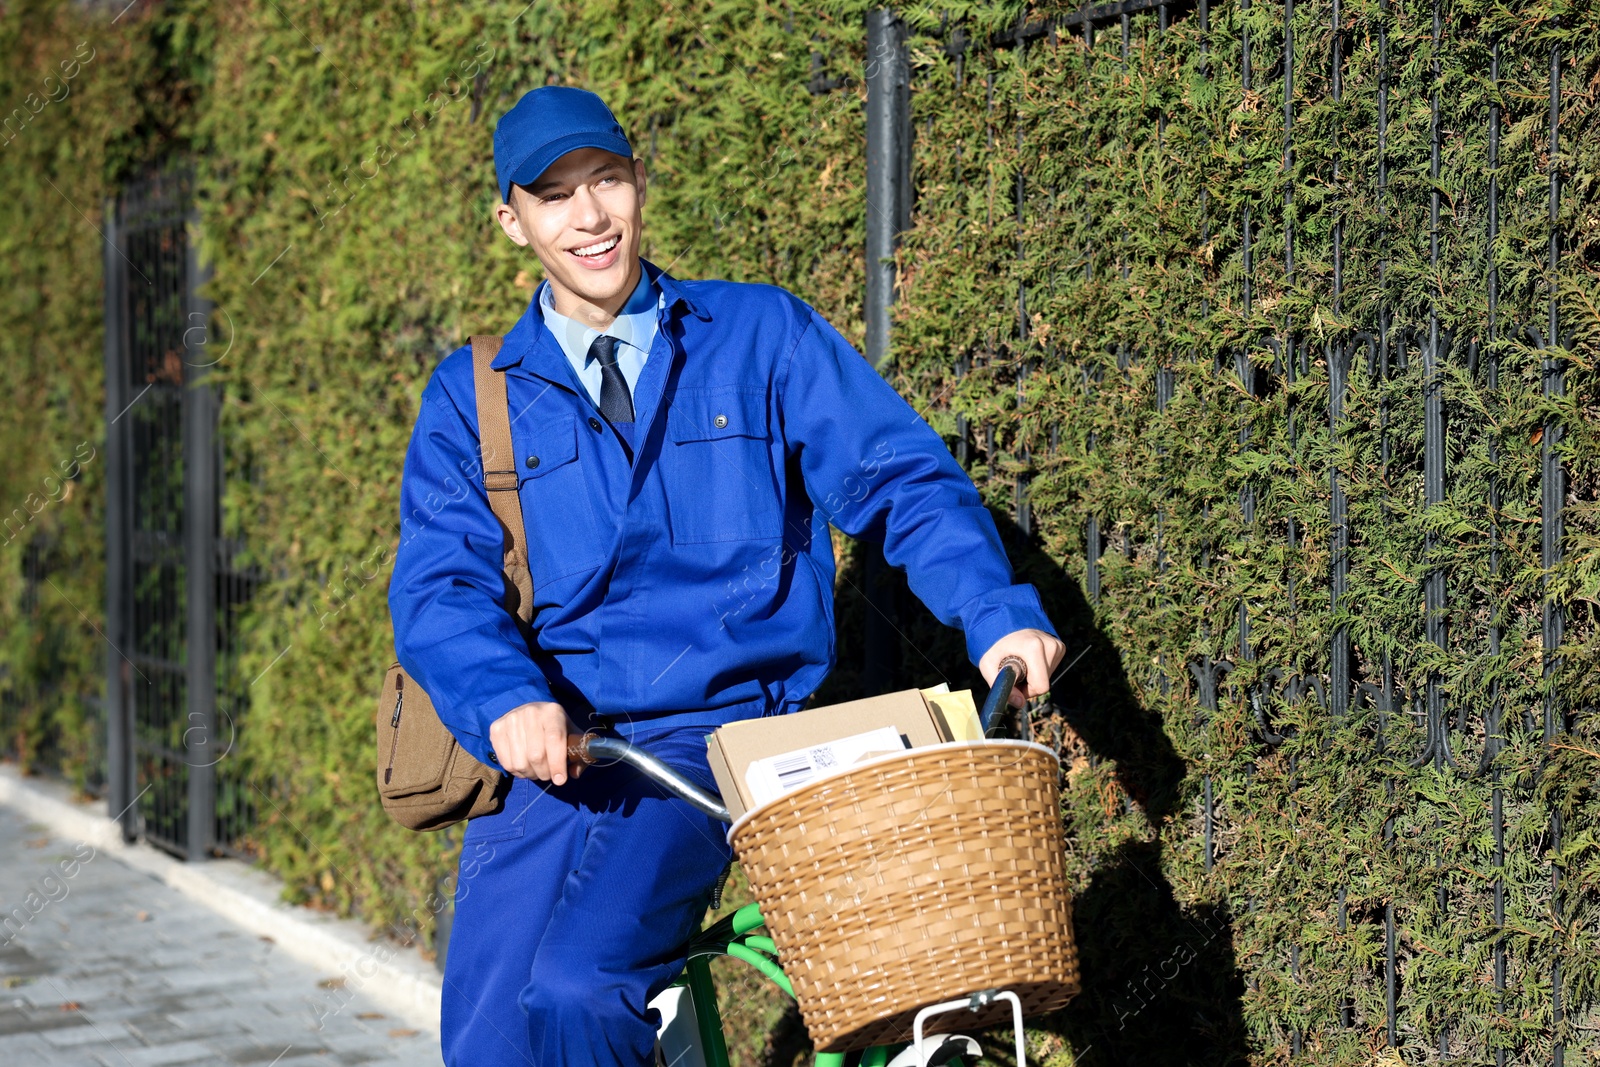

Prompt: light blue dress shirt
xmin=537 ymin=268 xmax=661 ymax=409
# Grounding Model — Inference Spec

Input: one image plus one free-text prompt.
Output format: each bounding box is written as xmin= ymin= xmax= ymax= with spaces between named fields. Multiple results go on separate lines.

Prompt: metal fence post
xmin=865 ymin=8 xmax=910 ymax=371
xmin=102 ymin=194 xmax=136 ymax=842
xmin=862 ymin=7 xmax=911 ymax=695
xmin=183 ymin=229 xmax=217 ymax=860
xmin=1484 ymin=46 xmax=1507 ymax=1066
xmin=1542 ymin=41 xmax=1565 ymax=1067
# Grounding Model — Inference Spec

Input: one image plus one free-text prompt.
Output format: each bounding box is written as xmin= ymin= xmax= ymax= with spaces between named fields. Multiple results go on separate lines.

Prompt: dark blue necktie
xmin=590 ymin=334 xmax=634 ymax=424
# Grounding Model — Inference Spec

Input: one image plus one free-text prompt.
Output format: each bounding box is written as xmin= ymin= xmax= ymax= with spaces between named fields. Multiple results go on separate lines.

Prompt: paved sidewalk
xmin=0 ymin=804 xmax=441 ymax=1067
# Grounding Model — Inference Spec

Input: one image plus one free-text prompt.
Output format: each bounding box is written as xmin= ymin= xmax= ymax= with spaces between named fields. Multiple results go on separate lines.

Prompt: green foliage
xmin=0 ymin=0 xmax=156 ymax=788
xmin=889 ymin=0 xmax=1600 ymax=1062
xmin=3 ymin=0 xmax=1598 ymax=1062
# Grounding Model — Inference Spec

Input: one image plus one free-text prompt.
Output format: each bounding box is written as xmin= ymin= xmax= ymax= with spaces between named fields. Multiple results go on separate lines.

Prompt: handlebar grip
xmin=978 ymin=656 xmax=1029 ymax=738
xmin=567 ymin=734 xmax=596 ymax=765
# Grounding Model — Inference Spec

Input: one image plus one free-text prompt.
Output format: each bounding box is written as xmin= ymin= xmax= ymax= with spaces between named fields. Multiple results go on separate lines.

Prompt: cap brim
xmin=502 ymin=130 xmax=634 ymax=203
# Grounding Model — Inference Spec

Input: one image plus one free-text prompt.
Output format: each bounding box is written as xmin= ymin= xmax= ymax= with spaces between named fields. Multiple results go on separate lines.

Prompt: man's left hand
xmin=979 ymin=629 xmax=1065 ymax=708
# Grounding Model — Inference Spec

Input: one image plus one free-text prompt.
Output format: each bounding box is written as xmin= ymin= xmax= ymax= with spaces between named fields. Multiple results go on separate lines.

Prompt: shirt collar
xmin=492 ymin=257 xmax=708 ymax=373
xmin=538 ymin=265 xmax=658 ymax=358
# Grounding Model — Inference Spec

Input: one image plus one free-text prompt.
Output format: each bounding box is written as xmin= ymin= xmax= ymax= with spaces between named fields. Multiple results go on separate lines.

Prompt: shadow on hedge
xmin=1003 ymin=518 xmax=1250 ymax=1066
xmin=816 ymin=520 xmax=1248 ymax=1066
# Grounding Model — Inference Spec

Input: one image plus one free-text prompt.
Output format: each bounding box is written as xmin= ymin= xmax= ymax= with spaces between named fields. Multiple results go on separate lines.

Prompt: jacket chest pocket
xmin=516 ymin=415 xmax=605 ymax=584
xmin=664 ymin=389 xmax=782 ymax=545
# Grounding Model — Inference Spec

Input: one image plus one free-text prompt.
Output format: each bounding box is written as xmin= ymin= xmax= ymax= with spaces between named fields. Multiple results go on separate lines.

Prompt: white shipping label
xmin=744 ymin=726 xmax=910 ymax=809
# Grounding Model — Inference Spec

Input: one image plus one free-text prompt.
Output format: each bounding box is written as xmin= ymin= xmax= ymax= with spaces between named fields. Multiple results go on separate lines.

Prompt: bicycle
xmin=566 ymin=661 xmax=1041 ymax=1067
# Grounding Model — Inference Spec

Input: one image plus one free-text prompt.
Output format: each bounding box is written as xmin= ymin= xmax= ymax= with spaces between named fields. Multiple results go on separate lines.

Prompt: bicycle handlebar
xmin=569 ymin=659 xmax=1030 ymax=825
xmin=567 ymin=733 xmax=734 ymax=824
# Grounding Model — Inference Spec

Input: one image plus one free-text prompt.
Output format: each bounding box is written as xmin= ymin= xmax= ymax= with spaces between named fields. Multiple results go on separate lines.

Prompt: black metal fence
xmin=837 ymin=1 xmax=1590 ymax=1059
xmin=102 ymin=164 xmax=259 ymax=859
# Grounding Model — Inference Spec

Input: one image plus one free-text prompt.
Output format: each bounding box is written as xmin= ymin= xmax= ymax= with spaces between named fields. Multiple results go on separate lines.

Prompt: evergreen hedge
xmin=888 ymin=1 xmax=1599 ymax=1061
xmin=1 ymin=0 xmax=1597 ymax=1062
xmin=0 ymin=0 xmax=183 ymax=787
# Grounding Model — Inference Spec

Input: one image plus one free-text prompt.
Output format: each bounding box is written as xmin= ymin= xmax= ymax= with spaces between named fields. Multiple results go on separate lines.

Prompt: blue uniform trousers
xmin=440 ymin=720 xmax=733 ymax=1066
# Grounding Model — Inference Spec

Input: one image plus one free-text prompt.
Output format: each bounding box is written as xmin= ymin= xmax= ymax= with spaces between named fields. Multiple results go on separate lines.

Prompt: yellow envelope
xmin=921 ymin=686 xmax=982 ymax=742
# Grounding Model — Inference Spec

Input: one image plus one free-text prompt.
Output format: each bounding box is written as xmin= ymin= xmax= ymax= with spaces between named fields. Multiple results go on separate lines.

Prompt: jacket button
xmin=713 ymin=414 xmax=728 ymax=429
xmin=588 ymin=416 xmax=603 ymax=432
xmin=525 ymin=455 xmax=540 ymax=469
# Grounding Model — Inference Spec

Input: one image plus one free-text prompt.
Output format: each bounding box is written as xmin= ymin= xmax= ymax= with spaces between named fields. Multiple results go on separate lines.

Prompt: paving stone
xmin=164 ymin=1003 xmax=254 ymax=1034
xmin=0 ymin=1029 xmax=61 ymax=1055
xmin=0 ymin=806 xmax=440 ymax=1067
xmin=123 ymin=1010 xmax=200 ymax=1044
xmin=0 ymin=1001 xmax=93 ymax=1035
xmin=41 ymin=1021 xmax=122 ymax=1046
xmin=76 ymin=993 xmax=205 ymax=1024
xmin=91 ymin=1038 xmax=216 ymax=1066
xmin=154 ymin=968 xmax=265 ymax=996
xmin=19 ymin=973 xmax=133 ymax=1007
xmin=213 ymin=1038 xmax=332 ymax=1064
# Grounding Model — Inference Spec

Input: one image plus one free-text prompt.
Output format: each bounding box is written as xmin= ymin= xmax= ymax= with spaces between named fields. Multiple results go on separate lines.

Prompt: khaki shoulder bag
xmin=376 ymin=335 xmax=533 ymax=831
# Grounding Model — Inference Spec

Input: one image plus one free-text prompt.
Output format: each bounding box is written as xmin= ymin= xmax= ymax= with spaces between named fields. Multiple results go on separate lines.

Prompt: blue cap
xmin=493 ymin=86 xmax=632 ymax=204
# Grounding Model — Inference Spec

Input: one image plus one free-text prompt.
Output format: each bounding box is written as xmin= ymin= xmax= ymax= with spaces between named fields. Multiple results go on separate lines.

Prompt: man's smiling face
xmin=494 ymin=146 xmax=647 ymax=322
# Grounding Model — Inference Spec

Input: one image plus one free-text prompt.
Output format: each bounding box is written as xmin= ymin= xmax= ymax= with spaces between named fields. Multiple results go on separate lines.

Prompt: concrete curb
xmin=0 ymin=763 xmax=444 ymax=1035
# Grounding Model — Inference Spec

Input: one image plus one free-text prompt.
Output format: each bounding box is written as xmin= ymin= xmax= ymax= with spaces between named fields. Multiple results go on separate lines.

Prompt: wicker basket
xmin=727 ymin=740 xmax=1080 ymax=1052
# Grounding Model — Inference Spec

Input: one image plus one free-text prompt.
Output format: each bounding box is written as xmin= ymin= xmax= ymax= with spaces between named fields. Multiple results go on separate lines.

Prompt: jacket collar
xmin=491 ymin=257 xmax=708 ymax=375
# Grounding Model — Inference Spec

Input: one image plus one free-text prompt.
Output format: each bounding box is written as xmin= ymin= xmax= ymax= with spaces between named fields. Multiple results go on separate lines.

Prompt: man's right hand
xmin=488 ymin=702 xmax=583 ymax=785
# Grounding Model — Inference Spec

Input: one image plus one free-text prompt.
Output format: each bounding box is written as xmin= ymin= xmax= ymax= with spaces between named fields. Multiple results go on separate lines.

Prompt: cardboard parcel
xmin=706 ymin=685 xmax=983 ymax=821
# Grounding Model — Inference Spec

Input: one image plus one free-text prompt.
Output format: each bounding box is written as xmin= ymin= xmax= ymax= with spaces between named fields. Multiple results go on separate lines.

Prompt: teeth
xmin=572 ymin=235 xmax=619 ymax=257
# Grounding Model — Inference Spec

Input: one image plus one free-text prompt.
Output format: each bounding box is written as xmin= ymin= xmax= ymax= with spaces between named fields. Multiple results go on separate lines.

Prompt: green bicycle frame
xmin=684 ymin=901 xmax=897 ymax=1067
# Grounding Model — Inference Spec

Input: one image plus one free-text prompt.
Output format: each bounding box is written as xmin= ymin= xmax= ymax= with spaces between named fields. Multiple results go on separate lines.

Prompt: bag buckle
xmin=483 ymin=469 xmax=519 ymax=492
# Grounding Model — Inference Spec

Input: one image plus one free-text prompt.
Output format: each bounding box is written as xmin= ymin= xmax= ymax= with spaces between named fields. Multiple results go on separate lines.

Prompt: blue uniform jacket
xmin=388 ymin=258 xmax=1056 ymax=768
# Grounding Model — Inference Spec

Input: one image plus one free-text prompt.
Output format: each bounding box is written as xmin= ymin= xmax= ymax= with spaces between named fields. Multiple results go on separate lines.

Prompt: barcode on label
xmin=745 ymin=725 xmax=908 ymax=810
xmin=773 ymin=754 xmax=815 ymax=789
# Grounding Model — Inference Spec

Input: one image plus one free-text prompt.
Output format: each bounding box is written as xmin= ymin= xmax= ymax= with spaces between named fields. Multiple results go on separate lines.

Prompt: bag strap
xmin=470 ymin=335 xmax=534 ymax=625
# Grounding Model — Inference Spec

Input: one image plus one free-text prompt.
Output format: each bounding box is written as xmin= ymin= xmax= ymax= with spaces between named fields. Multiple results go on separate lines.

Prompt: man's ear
xmin=494 ymin=191 xmax=531 ymax=247
xmin=632 ymin=157 xmax=648 ymax=208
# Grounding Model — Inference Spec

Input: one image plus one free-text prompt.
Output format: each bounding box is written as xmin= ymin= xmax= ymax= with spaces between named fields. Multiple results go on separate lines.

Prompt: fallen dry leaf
xmin=389 ymin=1028 xmax=419 ymax=1038
xmin=59 ymin=1001 xmax=82 ymax=1012
xmin=318 ymin=977 xmax=347 ymax=990
xmin=25 ymin=836 xmax=49 ymax=848
xmin=357 ymin=1012 xmax=384 ymax=1020
xmin=135 ymin=911 xmax=150 ymax=922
